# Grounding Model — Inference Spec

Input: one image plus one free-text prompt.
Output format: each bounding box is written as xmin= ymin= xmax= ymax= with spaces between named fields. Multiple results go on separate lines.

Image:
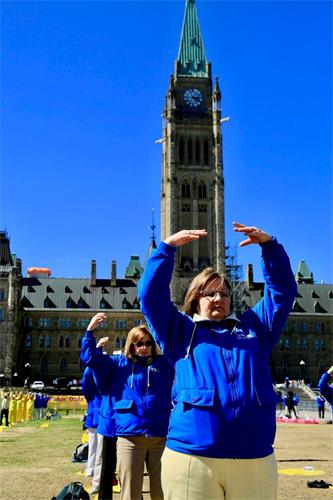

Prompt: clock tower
xmin=161 ymin=0 xmax=226 ymax=304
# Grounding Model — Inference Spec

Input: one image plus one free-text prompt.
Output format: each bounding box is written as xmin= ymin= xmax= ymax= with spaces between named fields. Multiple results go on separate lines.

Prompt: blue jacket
xmin=318 ymin=372 xmax=333 ymax=405
xmin=138 ymin=238 xmax=297 ymax=459
xmin=82 ymin=367 xmax=102 ymax=429
xmin=81 ymin=332 xmax=174 ymax=437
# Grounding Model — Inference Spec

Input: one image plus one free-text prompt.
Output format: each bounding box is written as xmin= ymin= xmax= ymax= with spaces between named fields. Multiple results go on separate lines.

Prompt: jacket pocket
xmin=114 ymin=399 xmax=134 ymax=412
xmin=179 ymin=388 xmax=215 ymax=408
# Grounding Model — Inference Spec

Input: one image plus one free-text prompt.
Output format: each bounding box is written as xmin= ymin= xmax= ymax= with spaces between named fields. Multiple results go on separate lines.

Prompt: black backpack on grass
xmin=51 ymin=481 xmax=90 ymax=499
xmin=72 ymin=443 xmax=88 ymax=463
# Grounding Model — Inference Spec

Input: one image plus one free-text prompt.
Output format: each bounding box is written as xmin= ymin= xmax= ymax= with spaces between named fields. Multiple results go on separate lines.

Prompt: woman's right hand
xmin=164 ymin=229 xmax=207 ymax=247
xmin=87 ymin=313 xmax=107 ymax=332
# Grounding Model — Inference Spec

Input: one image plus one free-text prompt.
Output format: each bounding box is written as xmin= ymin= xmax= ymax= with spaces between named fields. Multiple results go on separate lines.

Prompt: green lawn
xmin=0 ymin=412 xmax=87 ymax=500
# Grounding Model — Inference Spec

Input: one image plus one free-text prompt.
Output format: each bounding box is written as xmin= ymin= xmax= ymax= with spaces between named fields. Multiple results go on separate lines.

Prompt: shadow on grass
xmin=278 ymin=459 xmax=331 ymax=462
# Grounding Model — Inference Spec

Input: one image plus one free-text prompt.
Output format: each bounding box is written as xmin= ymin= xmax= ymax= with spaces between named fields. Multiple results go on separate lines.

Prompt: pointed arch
xmin=181 ymin=179 xmax=191 ymax=199
xmin=198 ymin=180 xmax=207 ymax=199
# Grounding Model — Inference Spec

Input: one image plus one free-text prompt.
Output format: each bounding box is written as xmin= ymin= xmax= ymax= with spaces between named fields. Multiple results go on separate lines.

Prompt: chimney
xmin=15 ymin=258 xmax=22 ymax=277
xmin=90 ymin=260 xmax=96 ymax=287
xmin=111 ymin=260 xmax=117 ymax=287
xmin=246 ymin=264 xmax=254 ymax=289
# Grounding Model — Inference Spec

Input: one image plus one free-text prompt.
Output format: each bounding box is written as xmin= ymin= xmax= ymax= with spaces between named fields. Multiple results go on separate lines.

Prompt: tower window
xmin=181 ymin=180 xmax=191 ymax=199
xmin=195 ymin=140 xmax=200 ymax=163
xmin=198 ymin=181 xmax=207 ymax=199
xmin=204 ymin=139 xmax=209 ymax=164
xmin=179 ymin=138 xmax=184 ymax=163
xmin=188 ymin=139 xmax=193 ymax=164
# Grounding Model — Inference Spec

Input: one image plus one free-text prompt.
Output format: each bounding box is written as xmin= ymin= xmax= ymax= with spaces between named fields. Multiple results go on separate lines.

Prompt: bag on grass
xmin=51 ymin=481 xmax=90 ymax=499
xmin=71 ymin=443 xmax=88 ymax=463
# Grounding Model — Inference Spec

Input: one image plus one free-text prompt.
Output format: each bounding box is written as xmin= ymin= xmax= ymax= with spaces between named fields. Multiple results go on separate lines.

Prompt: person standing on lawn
xmin=138 ymin=222 xmax=297 ymax=500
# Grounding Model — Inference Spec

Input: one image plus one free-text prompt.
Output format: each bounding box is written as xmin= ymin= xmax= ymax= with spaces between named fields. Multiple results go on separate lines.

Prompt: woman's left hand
xmin=233 ymin=221 xmax=272 ymax=247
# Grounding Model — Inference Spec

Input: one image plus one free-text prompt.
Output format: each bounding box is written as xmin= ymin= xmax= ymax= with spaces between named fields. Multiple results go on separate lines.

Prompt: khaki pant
xmin=117 ymin=435 xmax=165 ymax=500
xmin=161 ymin=447 xmax=278 ymax=500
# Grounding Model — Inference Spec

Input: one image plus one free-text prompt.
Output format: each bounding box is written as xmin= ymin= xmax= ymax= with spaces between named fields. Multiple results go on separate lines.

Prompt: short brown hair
xmin=183 ymin=268 xmax=232 ymax=317
xmin=124 ymin=325 xmax=158 ymax=359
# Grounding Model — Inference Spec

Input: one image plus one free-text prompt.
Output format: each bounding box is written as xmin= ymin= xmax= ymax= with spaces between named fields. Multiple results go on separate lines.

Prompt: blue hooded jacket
xmin=81 ymin=367 xmax=102 ymax=429
xmin=138 ymin=238 xmax=297 ymax=459
xmin=318 ymin=372 xmax=333 ymax=405
xmin=81 ymin=332 xmax=174 ymax=437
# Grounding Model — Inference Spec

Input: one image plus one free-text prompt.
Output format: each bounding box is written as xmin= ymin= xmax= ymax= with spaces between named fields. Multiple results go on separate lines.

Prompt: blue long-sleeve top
xmin=318 ymin=372 xmax=333 ymax=405
xmin=138 ymin=238 xmax=297 ymax=459
xmin=82 ymin=367 xmax=102 ymax=429
xmin=81 ymin=332 xmax=174 ymax=437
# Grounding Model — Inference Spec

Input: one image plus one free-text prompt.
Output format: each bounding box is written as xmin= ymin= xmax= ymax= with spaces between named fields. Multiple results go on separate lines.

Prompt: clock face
xmin=184 ymin=88 xmax=203 ymax=108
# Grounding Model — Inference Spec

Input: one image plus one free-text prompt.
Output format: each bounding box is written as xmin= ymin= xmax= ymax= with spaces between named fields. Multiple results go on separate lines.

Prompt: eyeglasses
xmin=201 ymin=289 xmax=230 ymax=300
xmin=134 ymin=341 xmax=153 ymax=348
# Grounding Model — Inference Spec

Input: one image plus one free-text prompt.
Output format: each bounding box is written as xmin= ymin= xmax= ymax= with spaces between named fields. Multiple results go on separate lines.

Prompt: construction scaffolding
xmin=225 ymin=243 xmax=245 ymax=314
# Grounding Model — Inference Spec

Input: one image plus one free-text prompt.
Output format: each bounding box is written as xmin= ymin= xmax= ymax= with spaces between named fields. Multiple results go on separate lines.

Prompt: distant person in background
xmin=318 ymin=366 xmax=333 ymax=405
xmin=293 ymin=393 xmax=299 ymax=418
xmin=0 ymin=392 xmax=10 ymax=426
xmin=317 ymin=395 xmax=326 ymax=419
xmin=286 ymin=391 xmax=298 ymax=418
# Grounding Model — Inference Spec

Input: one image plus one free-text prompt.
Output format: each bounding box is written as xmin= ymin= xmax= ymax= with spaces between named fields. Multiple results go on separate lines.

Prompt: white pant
xmin=91 ymin=433 xmax=104 ymax=493
xmin=161 ymin=447 xmax=278 ymax=500
xmin=86 ymin=428 xmax=98 ymax=476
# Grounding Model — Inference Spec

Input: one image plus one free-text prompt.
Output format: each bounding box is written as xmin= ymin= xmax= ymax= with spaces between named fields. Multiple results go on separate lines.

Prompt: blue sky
xmin=1 ymin=0 xmax=332 ymax=284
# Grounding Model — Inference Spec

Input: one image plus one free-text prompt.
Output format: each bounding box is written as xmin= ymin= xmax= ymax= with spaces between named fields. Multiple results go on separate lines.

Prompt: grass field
xmin=0 ymin=414 xmax=332 ymax=499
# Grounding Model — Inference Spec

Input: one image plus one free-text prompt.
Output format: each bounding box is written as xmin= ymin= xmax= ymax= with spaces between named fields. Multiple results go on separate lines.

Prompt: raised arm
xmin=234 ymin=222 xmax=297 ymax=349
xmin=138 ymin=230 xmax=207 ymax=357
xmin=80 ymin=313 xmax=114 ymax=393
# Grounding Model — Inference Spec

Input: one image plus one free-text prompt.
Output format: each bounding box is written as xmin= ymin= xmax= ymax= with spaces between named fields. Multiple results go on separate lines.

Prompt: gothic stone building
xmin=1 ymin=1 xmax=332 ymax=384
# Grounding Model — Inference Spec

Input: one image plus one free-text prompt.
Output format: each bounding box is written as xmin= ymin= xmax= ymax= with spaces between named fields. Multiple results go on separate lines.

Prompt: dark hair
xmin=183 ymin=268 xmax=232 ymax=317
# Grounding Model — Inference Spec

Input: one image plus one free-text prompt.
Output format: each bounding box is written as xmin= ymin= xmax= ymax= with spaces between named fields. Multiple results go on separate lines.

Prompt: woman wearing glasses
xmin=138 ymin=222 xmax=297 ymax=500
xmin=81 ymin=317 xmax=174 ymax=500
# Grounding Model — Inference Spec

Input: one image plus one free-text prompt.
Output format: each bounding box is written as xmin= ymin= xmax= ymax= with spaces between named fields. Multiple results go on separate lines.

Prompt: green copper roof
xmin=296 ymin=260 xmax=314 ymax=284
xmin=125 ymin=255 xmax=143 ymax=279
xmin=177 ymin=0 xmax=209 ymax=77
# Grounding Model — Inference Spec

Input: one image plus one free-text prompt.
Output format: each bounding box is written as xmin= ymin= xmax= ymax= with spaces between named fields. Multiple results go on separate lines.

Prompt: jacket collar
xmin=192 ymin=312 xmax=240 ymax=323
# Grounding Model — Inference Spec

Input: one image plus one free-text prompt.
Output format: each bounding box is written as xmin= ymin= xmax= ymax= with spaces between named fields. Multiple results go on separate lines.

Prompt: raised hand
xmin=87 ymin=312 xmax=107 ymax=331
xmin=97 ymin=336 xmax=109 ymax=349
xmin=233 ymin=221 xmax=272 ymax=247
xmin=164 ymin=229 xmax=207 ymax=247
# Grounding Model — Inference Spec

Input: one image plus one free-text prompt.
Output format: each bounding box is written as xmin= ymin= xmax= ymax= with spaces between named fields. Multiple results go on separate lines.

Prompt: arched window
xmin=188 ymin=139 xmax=193 ymax=164
xmin=39 ymin=336 xmax=45 ymax=349
xmin=121 ymin=336 xmax=126 ymax=349
xmin=45 ymin=336 xmax=52 ymax=348
xmin=296 ymin=338 xmax=302 ymax=351
xmin=60 ymin=357 xmax=67 ymax=374
xmin=303 ymin=339 xmax=308 ymax=351
xmin=181 ymin=180 xmax=191 ymax=199
xmin=285 ymin=338 xmax=290 ymax=351
xmin=279 ymin=339 xmax=284 ymax=351
xmin=179 ymin=138 xmax=184 ymax=163
xmin=77 ymin=336 xmax=83 ymax=348
xmin=58 ymin=335 xmax=64 ymax=349
xmin=115 ymin=336 xmax=120 ymax=350
xmin=25 ymin=335 xmax=32 ymax=349
xmin=195 ymin=139 xmax=200 ymax=163
xmin=204 ymin=139 xmax=209 ymax=164
xmin=41 ymin=356 xmax=48 ymax=374
xmin=198 ymin=181 xmax=207 ymax=199
xmin=314 ymin=339 xmax=320 ymax=351
xmin=321 ymin=339 xmax=326 ymax=351
xmin=65 ymin=336 xmax=70 ymax=348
